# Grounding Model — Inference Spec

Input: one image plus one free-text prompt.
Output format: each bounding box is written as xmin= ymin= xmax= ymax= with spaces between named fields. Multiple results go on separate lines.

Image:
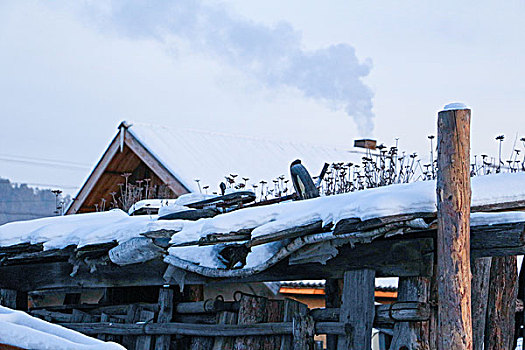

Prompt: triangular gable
xmin=66 ymin=123 xmax=189 ymax=214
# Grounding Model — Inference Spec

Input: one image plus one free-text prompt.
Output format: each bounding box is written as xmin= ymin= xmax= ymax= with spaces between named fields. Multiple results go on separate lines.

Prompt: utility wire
xmin=0 ymin=156 xmax=90 ymax=171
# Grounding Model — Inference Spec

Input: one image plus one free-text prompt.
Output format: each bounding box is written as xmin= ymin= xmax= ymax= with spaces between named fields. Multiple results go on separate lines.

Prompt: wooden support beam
xmin=325 ymin=279 xmax=341 ymax=350
xmin=155 ymin=287 xmax=174 ymax=350
xmin=389 ymin=277 xmax=431 ymax=349
xmin=471 ymin=257 xmax=491 ymax=350
xmin=280 ymin=298 xmax=309 ymax=350
xmin=234 ymin=294 xmax=267 ymax=349
xmin=484 ymin=256 xmax=518 ymax=350
xmin=337 ymin=269 xmax=375 ymax=350
xmin=212 ymin=311 xmax=237 ymax=350
xmin=436 ymin=106 xmax=472 ymax=350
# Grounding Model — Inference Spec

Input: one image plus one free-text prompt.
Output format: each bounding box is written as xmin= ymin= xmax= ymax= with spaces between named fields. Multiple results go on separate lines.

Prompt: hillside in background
xmin=0 ymin=178 xmax=68 ymax=225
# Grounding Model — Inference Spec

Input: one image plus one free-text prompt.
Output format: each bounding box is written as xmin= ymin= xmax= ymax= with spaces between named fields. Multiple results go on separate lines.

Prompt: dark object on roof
xmin=354 ymin=139 xmax=377 ymax=150
xmin=290 ymin=160 xmax=319 ymax=200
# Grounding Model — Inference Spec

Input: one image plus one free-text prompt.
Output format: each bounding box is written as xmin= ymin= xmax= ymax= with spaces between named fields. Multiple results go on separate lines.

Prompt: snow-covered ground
xmin=0 ymin=306 xmax=124 ymax=350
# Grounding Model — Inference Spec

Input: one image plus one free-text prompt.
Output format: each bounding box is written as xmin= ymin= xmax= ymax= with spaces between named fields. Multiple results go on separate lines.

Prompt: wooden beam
xmin=155 ymin=287 xmax=174 ymax=350
xmin=389 ymin=277 xmax=431 ymax=349
xmin=337 ymin=269 xmax=375 ymax=350
xmin=436 ymin=106 xmax=473 ymax=350
xmin=60 ymin=321 xmax=349 ymax=336
xmin=484 ymin=256 xmax=518 ymax=350
xmin=324 ymin=279 xmax=340 ymax=350
xmin=471 ymin=257 xmax=491 ymax=350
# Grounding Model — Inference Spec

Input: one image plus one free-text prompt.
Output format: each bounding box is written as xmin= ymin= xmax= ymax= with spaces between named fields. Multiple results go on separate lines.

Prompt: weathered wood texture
xmin=389 ymin=277 xmax=430 ymax=350
xmin=471 ymin=257 xmax=491 ymax=350
xmin=135 ymin=309 xmax=155 ymax=349
xmin=61 ymin=320 xmax=347 ymax=336
xmin=484 ymin=255 xmax=518 ymax=350
xmin=212 ymin=311 xmax=237 ymax=350
xmin=293 ymin=313 xmax=314 ymax=350
xmin=436 ymin=107 xmax=472 ymax=350
xmin=264 ymin=299 xmax=284 ymax=349
xmin=155 ymin=288 xmax=174 ymax=350
xmin=325 ymin=279 xmax=341 ymax=350
xmin=338 ymin=269 xmax=375 ymax=350
xmin=280 ymin=298 xmax=308 ymax=350
xmin=234 ymin=294 xmax=267 ymax=350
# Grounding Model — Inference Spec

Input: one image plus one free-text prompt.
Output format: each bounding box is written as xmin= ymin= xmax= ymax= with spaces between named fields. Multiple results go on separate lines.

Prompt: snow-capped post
xmin=436 ymin=103 xmax=473 ymax=349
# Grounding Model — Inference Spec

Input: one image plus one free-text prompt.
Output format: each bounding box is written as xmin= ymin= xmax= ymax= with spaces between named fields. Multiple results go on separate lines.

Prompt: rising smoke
xmin=86 ymin=0 xmax=375 ymax=134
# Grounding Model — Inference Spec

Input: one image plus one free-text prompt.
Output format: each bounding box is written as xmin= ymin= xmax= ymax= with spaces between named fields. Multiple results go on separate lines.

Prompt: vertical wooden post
xmin=234 ymin=294 xmax=267 ymax=350
xmin=389 ymin=277 xmax=431 ymax=349
xmin=325 ymin=279 xmax=341 ymax=350
xmin=280 ymin=298 xmax=309 ymax=350
xmin=484 ymin=255 xmax=518 ymax=350
xmin=436 ymin=105 xmax=472 ymax=350
xmin=155 ymin=287 xmax=174 ymax=350
xmin=337 ymin=269 xmax=375 ymax=350
xmin=471 ymin=257 xmax=491 ymax=350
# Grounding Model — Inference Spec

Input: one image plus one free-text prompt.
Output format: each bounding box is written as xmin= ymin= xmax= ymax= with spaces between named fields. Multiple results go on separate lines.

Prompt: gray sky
xmin=1 ymin=0 xmax=524 ymax=194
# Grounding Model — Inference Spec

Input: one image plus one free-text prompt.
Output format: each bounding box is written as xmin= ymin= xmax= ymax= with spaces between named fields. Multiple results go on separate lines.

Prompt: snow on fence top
xmin=1 ymin=172 xmax=525 ymax=278
xmin=0 ymin=306 xmax=124 ymax=350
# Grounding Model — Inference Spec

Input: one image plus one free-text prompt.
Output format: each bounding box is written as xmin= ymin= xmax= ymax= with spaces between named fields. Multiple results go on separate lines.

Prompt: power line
xmin=0 ymin=157 xmax=90 ymax=171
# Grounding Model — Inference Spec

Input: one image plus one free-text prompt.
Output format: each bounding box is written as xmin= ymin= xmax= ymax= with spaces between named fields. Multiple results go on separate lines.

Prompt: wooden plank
xmin=389 ymin=277 xmax=431 ymax=349
xmin=98 ymin=313 xmax=109 ymax=341
xmin=471 ymin=257 xmax=491 ymax=350
xmin=436 ymin=107 xmax=472 ymax=350
xmin=262 ymin=300 xmax=284 ymax=350
xmin=123 ymin=304 xmax=142 ymax=350
xmin=212 ymin=311 xmax=238 ymax=350
xmin=325 ymin=279 xmax=340 ymax=350
xmin=155 ymin=288 xmax=174 ymax=350
xmin=135 ymin=309 xmax=155 ymax=350
xmin=61 ymin=320 xmax=348 ymax=336
xmin=293 ymin=313 xmax=314 ymax=350
xmin=484 ymin=256 xmax=518 ymax=350
xmin=280 ymin=299 xmax=308 ymax=350
xmin=337 ymin=269 xmax=375 ymax=350
xmin=234 ymin=294 xmax=268 ymax=350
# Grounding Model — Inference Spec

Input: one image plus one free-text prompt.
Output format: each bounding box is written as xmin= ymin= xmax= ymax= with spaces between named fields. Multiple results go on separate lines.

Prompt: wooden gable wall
xmin=66 ymin=127 xmax=190 ymax=214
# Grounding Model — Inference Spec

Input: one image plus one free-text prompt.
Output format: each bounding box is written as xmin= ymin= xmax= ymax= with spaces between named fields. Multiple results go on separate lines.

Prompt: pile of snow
xmin=0 ymin=306 xmax=124 ymax=350
xmin=0 ymin=209 xmax=184 ymax=250
xmin=157 ymin=193 xmax=217 ymax=217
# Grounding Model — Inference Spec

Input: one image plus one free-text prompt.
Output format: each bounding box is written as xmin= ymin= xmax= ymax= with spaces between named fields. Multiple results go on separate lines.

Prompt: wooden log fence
xmin=26 ymin=294 xmax=432 ymax=350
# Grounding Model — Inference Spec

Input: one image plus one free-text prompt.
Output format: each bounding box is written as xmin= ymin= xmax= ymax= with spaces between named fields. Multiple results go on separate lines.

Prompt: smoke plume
xmin=87 ymin=0 xmax=374 ymax=134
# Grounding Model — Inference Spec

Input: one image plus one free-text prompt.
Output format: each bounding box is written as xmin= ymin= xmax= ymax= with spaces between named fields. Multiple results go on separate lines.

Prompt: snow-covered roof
xmin=0 ymin=306 xmax=124 ymax=350
xmin=1 ymin=173 xmax=525 ymax=283
xmin=127 ymin=122 xmax=355 ymax=193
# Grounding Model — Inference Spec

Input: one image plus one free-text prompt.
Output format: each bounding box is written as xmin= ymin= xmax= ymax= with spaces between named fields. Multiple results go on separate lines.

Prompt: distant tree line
xmin=0 ymin=178 xmax=70 ymax=225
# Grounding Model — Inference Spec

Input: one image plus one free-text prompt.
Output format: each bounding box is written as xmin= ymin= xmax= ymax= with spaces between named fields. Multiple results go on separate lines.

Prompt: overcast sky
xmin=1 ymin=0 xmax=524 ymax=194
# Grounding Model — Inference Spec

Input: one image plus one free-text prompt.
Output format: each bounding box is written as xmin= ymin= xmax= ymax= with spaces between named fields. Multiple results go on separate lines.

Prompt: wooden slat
xmin=155 ymin=288 xmax=174 ymax=350
xmin=337 ymin=269 xmax=375 ymax=350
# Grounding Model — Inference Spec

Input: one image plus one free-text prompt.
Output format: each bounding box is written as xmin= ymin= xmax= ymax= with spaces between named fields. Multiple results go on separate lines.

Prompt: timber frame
xmin=66 ymin=122 xmax=190 ymax=214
